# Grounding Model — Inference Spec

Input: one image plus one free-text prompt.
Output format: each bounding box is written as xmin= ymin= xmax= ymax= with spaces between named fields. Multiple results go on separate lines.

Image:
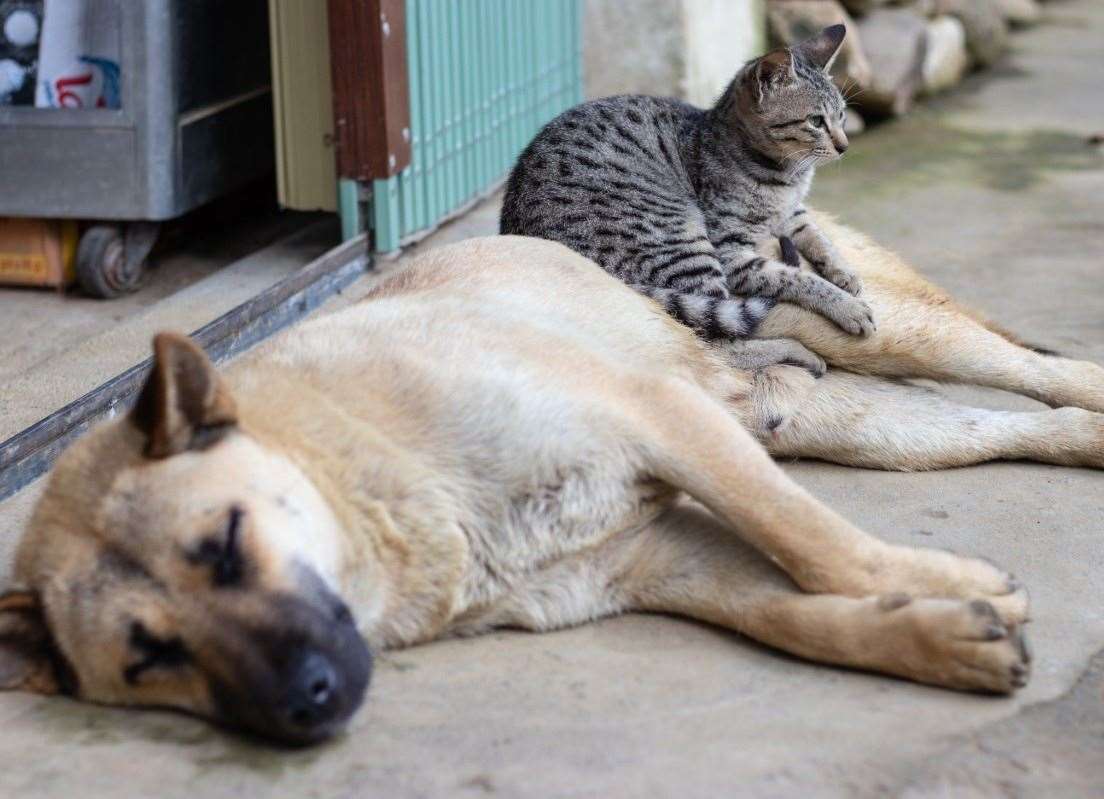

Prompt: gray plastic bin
xmin=0 ymin=0 xmax=274 ymax=296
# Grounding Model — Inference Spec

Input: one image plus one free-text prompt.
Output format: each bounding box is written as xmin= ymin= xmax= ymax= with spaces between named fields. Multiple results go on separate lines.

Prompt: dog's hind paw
xmin=875 ymin=596 xmax=1032 ymax=693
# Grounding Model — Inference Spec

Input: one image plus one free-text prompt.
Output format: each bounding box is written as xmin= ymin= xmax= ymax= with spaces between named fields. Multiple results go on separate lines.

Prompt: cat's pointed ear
xmin=793 ymin=24 xmax=846 ymax=73
xmin=751 ymin=48 xmax=796 ymax=102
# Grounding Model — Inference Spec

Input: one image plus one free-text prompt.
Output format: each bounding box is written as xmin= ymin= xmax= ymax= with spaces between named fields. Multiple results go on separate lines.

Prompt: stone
xmin=584 ymin=0 xmax=766 ymax=107
xmin=995 ymin=0 xmax=1041 ymax=27
xmin=766 ymin=0 xmax=872 ymax=94
xmin=909 ymin=0 xmax=941 ymax=18
xmin=838 ymin=0 xmax=891 ymax=15
xmin=584 ymin=0 xmax=684 ymax=99
xmin=933 ymin=0 xmax=1010 ymax=66
xmin=854 ymin=7 xmax=929 ymax=117
xmin=922 ymin=15 xmax=970 ymax=94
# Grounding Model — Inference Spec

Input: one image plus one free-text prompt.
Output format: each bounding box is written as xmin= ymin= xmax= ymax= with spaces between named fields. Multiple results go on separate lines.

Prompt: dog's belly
xmin=444 ymin=400 xmax=677 ymax=635
xmin=449 ymin=475 xmax=672 ymax=635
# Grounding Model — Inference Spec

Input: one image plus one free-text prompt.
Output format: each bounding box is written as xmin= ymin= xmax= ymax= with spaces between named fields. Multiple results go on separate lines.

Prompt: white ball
xmin=0 ymin=58 xmax=26 ymax=96
xmin=4 ymin=9 xmax=39 ymax=47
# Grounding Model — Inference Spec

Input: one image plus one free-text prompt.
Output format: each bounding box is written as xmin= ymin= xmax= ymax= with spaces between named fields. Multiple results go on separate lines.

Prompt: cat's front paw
xmin=822 ymin=293 xmax=876 ymax=337
xmin=714 ymin=337 xmax=826 ymax=377
xmin=809 ymin=254 xmax=863 ymax=296
xmin=822 ymin=264 xmax=863 ymax=296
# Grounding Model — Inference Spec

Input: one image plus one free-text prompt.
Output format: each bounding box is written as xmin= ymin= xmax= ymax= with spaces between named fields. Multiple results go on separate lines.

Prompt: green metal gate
xmin=360 ymin=0 xmax=583 ymax=252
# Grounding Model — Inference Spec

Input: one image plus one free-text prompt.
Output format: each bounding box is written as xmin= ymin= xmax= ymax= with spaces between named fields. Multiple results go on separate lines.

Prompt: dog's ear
xmin=0 ymin=590 xmax=67 ymax=695
xmin=793 ymin=24 xmax=846 ymax=73
xmin=131 ymin=332 xmax=238 ymax=458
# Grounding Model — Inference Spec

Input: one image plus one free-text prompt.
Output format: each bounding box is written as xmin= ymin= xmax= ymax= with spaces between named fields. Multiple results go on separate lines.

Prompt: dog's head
xmin=0 ymin=334 xmax=372 ymax=745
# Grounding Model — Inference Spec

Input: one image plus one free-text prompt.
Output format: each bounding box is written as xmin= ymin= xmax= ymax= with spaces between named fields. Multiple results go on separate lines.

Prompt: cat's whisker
xmin=781 ymin=147 xmax=815 ymax=162
xmin=843 ymin=85 xmax=868 ymax=105
xmin=780 ymin=150 xmax=815 ymax=179
xmin=781 ymin=147 xmax=816 ymax=163
xmin=784 ymin=156 xmax=817 ymax=181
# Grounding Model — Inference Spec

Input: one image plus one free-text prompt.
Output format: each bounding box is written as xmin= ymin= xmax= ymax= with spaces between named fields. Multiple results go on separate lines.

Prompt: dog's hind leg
xmin=745 ymin=368 xmax=1104 ymax=471
xmin=755 ymin=217 xmax=1104 ymax=412
xmin=611 ymin=503 xmax=1030 ymax=693
xmin=625 ymin=376 xmax=1027 ymax=623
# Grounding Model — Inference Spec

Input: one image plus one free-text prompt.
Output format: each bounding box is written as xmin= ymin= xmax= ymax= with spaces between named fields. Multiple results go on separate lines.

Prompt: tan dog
xmin=3 ymin=219 xmax=1103 ymax=744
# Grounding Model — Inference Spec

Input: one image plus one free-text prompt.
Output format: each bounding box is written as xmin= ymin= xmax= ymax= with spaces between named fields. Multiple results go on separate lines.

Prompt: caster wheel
xmin=76 ymin=225 xmax=143 ymax=298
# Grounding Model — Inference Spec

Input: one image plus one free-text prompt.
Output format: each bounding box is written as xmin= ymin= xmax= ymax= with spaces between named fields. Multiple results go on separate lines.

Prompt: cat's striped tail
xmin=630 ymin=284 xmax=774 ymax=340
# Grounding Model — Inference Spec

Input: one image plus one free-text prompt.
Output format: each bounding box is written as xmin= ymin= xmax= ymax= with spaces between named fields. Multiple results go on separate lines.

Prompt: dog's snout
xmin=285 ymin=651 xmax=340 ymax=729
xmin=197 ymin=583 xmax=374 ymax=744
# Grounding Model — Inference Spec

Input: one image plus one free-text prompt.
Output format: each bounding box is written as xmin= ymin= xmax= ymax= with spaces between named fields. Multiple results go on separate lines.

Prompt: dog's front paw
xmin=810 ymin=544 xmax=1029 ymax=626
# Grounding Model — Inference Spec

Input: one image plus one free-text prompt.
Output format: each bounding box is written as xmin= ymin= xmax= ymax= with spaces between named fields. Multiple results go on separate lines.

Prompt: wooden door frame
xmin=327 ymin=0 xmax=412 ymax=181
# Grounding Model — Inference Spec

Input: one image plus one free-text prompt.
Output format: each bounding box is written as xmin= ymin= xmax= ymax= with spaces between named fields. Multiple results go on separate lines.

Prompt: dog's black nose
xmin=835 ymin=142 xmax=848 ymax=154
xmin=211 ymin=593 xmax=373 ymax=745
xmin=285 ymin=652 xmax=340 ymax=729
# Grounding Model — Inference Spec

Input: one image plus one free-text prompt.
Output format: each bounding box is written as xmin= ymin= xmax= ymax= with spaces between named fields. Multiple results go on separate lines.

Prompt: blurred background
xmin=3 ymin=0 xmax=1099 ymax=548
xmin=2 ymin=0 xmax=1099 ymax=542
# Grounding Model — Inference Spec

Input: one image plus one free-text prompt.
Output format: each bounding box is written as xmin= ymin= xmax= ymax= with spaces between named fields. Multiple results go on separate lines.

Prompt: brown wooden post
xmin=327 ymin=0 xmax=412 ymax=180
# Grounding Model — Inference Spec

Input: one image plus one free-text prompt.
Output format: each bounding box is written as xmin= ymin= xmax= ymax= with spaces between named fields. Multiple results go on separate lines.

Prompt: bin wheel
xmin=76 ymin=225 xmax=143 ymax=299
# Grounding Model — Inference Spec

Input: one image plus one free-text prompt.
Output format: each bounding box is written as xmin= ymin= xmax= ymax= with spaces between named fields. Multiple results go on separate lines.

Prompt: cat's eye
xmin=189 ymin=506 xmax=246 ymax=587
xmin=124 ymin=621 xmax=190 ymax=684
xmin=809 ymin=114 xmax=827 ymax=129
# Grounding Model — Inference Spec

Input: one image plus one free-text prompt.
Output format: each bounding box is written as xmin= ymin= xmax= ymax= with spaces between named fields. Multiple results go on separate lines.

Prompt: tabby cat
xmin=501 ymin=25 xmax=874 ymax=371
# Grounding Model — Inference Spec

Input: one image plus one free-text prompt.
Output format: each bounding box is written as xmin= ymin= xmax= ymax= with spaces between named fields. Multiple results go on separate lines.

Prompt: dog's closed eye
xmin=124 ymin=622 xmax=190 ymax=684
xmin=189 ymin=506 xmax=245 ymax=587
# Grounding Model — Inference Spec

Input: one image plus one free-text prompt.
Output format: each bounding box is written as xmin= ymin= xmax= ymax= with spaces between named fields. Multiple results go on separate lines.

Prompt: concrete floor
xmin=1 ymin=2 xmax=1102 ymax=796
xmin=0 ymin=209 xmax=338 ymax=442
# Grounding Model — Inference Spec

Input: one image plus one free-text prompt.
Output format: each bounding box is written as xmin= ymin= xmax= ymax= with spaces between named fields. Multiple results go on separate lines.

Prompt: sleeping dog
xmin=4 ymin=221 xmax=1102 ymax=743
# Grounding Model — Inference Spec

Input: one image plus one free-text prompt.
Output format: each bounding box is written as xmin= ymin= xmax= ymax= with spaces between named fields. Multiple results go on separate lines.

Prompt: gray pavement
xmin=1 ymin=2 xmax=1102 ymax=796
xmin=0 ymin=216 xmax=338 ymax=442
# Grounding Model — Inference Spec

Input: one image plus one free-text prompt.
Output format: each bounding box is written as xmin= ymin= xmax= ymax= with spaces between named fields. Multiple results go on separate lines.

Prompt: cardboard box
xmin=0 ymin=218 xmax=78 ymax=289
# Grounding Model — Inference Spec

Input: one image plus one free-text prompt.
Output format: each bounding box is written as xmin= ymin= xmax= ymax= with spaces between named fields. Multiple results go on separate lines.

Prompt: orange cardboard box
xmin=0 ymin=218 xmax=78 ymax=289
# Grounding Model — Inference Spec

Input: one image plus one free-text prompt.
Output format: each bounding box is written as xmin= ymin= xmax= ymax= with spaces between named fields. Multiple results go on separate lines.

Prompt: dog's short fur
xmin=4 ymin=217 xmax=1104 ymax=743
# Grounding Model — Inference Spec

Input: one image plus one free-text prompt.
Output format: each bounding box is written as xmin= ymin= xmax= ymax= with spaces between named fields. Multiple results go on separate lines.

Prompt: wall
xmin=583 ymin=0 xmax=764 ymax=106
xmin=681 ymin=0 xmax=765 ymax=107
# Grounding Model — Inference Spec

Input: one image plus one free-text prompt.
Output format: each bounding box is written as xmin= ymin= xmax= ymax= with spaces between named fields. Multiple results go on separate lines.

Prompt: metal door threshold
xmin=0 ymin=236 xmax=370 ymax=502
